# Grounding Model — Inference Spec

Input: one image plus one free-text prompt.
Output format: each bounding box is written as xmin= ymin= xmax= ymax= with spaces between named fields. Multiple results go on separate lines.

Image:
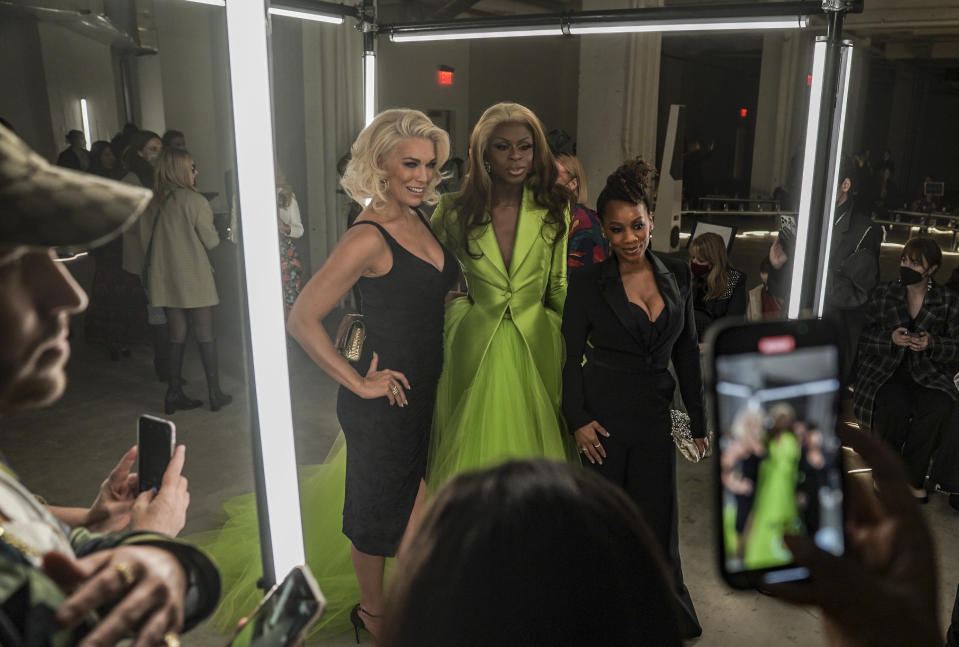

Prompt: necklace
xmin=0 ymin=526 xmax=42 ymax=559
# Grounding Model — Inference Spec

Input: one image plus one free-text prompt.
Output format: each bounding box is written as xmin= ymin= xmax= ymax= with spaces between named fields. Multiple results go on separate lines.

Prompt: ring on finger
xmin=113 ymin=562 xmax=135 ymax=589
xmin=592 ymin=443 xmax=601 ymax=448
xmin=163 ymin=633 xmax=181 ymax=647
xmin=580 ymin=447 xmax=588 ymax=453
xmin=389 ymin=384 xmax=399 ymax=396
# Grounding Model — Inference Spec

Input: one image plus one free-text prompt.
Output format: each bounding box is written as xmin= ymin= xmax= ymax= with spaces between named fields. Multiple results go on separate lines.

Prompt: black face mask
xmin=900 ymin=266 xmax=924 ymax=286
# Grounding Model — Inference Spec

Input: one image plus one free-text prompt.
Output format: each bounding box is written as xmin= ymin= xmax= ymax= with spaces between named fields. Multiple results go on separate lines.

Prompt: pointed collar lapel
xmin=599 ymin=255 xmax=646 ymax=347
xmin=474 ymin=219 xmax=508 ymax=280
xmin=508 ymin=187 xmax=546 ymax=276
xmin=648 ymin=250 xmax=680 ymax=344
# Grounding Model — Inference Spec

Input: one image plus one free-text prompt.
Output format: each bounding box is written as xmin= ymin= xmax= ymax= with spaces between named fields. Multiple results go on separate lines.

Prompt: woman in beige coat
xmin=141 ymin=148 xmax=232 ymax=413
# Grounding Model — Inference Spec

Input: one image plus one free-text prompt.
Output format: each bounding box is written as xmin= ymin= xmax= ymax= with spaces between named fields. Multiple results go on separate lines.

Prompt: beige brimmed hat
xmin=0 ymin=123 xmax=152 ymax=252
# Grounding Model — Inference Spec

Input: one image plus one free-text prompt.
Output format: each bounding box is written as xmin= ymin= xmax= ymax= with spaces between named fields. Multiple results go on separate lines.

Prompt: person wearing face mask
xmin=428 ymin=102 xmax=577 ymax=489
xmin=687 ymin=231 xmax=746 ymax=341
xmin=853 ymin=236 xmax=959 ymax=501
xmin=561 ymin=158 xmax=706 ymax=640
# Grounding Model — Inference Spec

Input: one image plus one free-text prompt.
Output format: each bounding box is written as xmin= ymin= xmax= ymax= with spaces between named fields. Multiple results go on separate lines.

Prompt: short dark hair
xmin=66 ymin=129 xmax=84 ymax=143
xmin=901 ymin=236 xmax=942 ymax=274
xmin=838 ymin=154 xmax=856 ymax=188
xmin=162 ymin=129 xmax=185 ymax=147
xmin=595 ymin=157 xmax=657 ymax=221
xmin=381 ymin=459 xmax=682 ymax=647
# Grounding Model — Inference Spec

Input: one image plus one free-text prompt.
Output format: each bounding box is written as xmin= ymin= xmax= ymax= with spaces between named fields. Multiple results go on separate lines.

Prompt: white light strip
xmin=391 ymin=26 xmax=564 ymax=42
xmin=269 ymin=7 xmax=344 ymax=23
xmin=80 ymin=99 xmax=92 ymax=150
xmin=185 ymin=0 xmax=225 ymax=6
xmin=789 ymin=39 xmax=827 ymax=319
xmin=814 ymin=44 xmax=853 ymax=317
xmin=364 ymin=52 xmax=376 ymax=127
xmin=569 ymin=16 xmax=807 ymax=35
xmin=224 ymin=0 xmax=305 ymax=581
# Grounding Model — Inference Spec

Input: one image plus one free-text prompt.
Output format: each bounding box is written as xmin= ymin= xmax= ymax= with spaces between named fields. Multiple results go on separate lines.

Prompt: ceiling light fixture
xmin=568 ymin=15 xmax=807 ymax=35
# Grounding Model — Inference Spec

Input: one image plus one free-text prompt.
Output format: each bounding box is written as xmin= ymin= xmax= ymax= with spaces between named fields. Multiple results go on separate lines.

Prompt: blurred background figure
xmin=381 ymin=459 xmax=683 ymax=647
xmin=746 ymin=257 xmax=783 ymax=321
xmin=162 ymin=129 xmax=187 ymax=151
xmin=56 ymin=129 xmax=88 ymax=171
xmin=556 ymin=153 xmax=608 ymax=270
xmin=688 ymin=231 xmax=746 ymax=342
xmin=88 ymin=140 xmax=124 ymax=180
xmin=276 ymin=168 xmax=305 ymax=318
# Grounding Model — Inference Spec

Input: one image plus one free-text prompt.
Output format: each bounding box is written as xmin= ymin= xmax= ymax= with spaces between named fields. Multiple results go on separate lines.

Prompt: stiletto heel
xmin=350 ymin=603 xmax=381 ymax=644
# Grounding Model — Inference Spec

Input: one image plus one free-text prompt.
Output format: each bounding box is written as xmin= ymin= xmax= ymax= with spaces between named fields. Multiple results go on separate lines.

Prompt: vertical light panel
xmin=224 ymin=0 xmax=305 ymax=580
xmin=80 ymin=99 xmax=92 ymax=150
xmin=364 ymin=52 xmax=376 ymax=127
xmin=814 ymin=43 xmax=854 ymax=317
xmin=788 ymin=39 xmax=827 ymax=319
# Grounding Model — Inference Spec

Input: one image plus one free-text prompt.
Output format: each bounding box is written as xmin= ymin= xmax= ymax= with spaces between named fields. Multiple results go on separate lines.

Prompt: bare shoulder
xmin=332 ymin=221 xmax=391 ymax=271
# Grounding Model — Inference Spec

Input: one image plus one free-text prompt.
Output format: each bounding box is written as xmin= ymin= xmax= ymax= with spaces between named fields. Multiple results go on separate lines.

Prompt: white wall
xmin=38 ymin=21 xmax=120 ymax=150
xmin=0 ymin=18 xmax=55 ymax=158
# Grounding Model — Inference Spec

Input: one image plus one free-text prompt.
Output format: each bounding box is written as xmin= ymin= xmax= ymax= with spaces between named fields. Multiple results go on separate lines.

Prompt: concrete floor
xmin=3 ymin=226 xmax=957 ymax=646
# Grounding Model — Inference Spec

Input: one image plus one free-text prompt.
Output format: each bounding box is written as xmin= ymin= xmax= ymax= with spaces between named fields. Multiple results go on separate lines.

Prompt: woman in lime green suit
xmin=428 ymin=103 xmax=578 ymax=486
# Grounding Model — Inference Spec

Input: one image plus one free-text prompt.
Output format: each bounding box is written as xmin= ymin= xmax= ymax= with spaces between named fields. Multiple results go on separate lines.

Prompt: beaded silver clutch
xmin=670 ymin=409 xmax=711 ymax=463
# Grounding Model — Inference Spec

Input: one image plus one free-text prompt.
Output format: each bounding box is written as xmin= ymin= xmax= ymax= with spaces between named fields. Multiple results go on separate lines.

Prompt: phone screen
xmin=714 ymin=330 xmax=844 ymax=583
xmin=228 ymin=567 xmax=324 ymax=647
xmin=138 ymin=415 xmax=174 ymax=493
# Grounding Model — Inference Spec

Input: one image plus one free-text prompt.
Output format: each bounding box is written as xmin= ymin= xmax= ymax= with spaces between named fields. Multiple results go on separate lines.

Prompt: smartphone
xmin=226 ymin=565 xmax=326 ymax=647
xmin=137 ymin=414 xmax=175 ymax=493
xmin=706 ymin=319 xmax=846 ymax=589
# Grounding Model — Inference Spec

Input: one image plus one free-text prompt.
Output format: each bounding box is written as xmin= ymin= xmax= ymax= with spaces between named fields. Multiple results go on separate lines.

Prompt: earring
xmin=380 ymin=177 xmax=390 ymax=189
xmin=483 ymin=160 xmax=491 ymax=174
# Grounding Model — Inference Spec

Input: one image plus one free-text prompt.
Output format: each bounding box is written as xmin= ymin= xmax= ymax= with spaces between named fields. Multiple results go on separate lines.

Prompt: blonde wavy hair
xmin=556 ymin=153 xmax=588 ymax=205
xmin=340 ymin=109 xmax=450 ymax=211
xmin=153 ymin=148 xmax=195 ymax=198
xmin=689 ymin=231 xmax=731 ymax=300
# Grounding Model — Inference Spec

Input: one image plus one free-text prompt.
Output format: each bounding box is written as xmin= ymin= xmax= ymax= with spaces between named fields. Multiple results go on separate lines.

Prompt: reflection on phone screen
xmin=229 ymin=568 xmax=321 ymax=647
xmin=716 ymin=345 xmax=844 ymax=575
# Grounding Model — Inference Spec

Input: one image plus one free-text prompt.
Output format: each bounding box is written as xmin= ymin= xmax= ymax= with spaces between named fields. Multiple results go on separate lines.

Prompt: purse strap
xmin=142 ymin=192 xmax=170 ymax=275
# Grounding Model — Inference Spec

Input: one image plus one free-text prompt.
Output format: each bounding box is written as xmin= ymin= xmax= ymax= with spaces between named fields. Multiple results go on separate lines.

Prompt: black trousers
xmin=586 ymin=424 xmax=702 ymax=639
xmin=931 ymin=401 xmax=959 ymax=493
xmin=872 ymin=368 xmax=954 ymax=488
xmin=948 ymin=582 xmax=959 ymax=647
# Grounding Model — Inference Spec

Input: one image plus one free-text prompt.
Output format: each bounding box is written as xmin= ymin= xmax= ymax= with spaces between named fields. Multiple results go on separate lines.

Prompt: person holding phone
xmin=853 ymin=236 xmax=959 ymax=500
xmin=561 ymin=157 xmax=706 ymax=639
xmin=0 ymin=123 xmax=220 ymax=646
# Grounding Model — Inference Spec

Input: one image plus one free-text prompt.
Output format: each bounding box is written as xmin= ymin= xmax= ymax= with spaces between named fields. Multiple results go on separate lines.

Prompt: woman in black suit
xmin=561 ymin=158 xmax=706 ymax=640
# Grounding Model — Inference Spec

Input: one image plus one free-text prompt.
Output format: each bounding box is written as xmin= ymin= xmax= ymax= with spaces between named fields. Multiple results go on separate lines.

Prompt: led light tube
xmin=814 ymin=43 xmax=854 ymax=318
xmin=80 ymin=99 xmax=92 ymax=150
xmin=269 ymin=7 xmax=344 ymax=23
xmin=390 ymin=26 xmax=563 ymax=42
xmin=789 ymin=38 xmax=827 ymax=319
xmin=364 ymin=53 xmax=376 ymax=127
xmin=569 ymin=15 xmax=807 ymax=35
xmin=224 ymin=0 xmax=306 ymax=583
xmin=185 ymin=0 xmax=225 ymax=6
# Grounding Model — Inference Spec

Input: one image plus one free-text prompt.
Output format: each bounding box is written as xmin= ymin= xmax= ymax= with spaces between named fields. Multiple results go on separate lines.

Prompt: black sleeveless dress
xmin=336 ymin=212 xmax=458 ymax=556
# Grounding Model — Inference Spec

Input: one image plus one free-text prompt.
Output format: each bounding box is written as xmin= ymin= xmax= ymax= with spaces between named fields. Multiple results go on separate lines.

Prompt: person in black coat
xmin=688 ymin=231 xmax=746 ymax=341
xmin=561 ymin=158 xmax=706 ymax=640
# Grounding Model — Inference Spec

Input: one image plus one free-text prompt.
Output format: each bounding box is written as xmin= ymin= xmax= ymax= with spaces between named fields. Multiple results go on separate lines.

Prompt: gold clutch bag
xmin=334 ymin=314 xmax=365 ymax=362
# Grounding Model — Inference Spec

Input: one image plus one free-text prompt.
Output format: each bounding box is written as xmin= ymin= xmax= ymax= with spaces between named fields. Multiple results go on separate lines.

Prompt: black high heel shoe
xmin=350 ymin=603 xmax=380 ymax=644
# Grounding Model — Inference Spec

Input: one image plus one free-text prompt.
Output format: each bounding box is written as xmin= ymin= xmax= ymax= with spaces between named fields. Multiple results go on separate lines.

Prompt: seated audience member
xmin=162 ymin=129 xmax=187 ymax=151
xmin=746 ymin=257 xmax=783 ymax=321
xmin=688 ymin=231 xmax=746 ymax=339
xmin=0 ymin=123 xmax=219 ymax=645
xmin=381 ymin=459 xmax=684 ymax=647
xmin=764 ymin=216 xmax=796 ymax=307
xmin=770 ymin=423 xmax=944 ymax=647
xmin=56 ymin=130 xmax=89 ymax=172
xmin=853 ymin=237 xmax=959 ymax=500
xmin=556 ymin=153 xmax=608 ymax=269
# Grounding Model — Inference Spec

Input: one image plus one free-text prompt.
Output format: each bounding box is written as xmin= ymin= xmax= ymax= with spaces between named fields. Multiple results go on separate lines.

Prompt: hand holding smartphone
xmin=706 ymin=319 xmax=846 ymax=589
xmin=138 ymin=414 xmax=175 ymax=493
xmin=226 ymin=565 xmax=326 ymax=647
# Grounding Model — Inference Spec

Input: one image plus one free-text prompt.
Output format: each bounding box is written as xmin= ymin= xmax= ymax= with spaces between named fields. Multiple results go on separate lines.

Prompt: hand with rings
xmin=44 ymin=545 xmax=187 ymax=647
xmin=573 ymin=420 xmax=610 ymax=465
xmin=357 ymin=351 xmax=410 ymax=407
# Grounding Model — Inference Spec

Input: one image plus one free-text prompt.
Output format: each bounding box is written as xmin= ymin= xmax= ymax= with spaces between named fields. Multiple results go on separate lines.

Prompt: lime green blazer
xmin=431 ymin=187 xmax=569 ymax=403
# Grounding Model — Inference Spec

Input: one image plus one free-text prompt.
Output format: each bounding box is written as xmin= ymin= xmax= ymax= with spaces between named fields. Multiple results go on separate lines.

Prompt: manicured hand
xmin=906 ymin=331 xmax=930 ymax=352
xmin=359 ymin=352 xmax=410 ymax=407
xmin=891 ymin=327 xmax=913 ymax=348
xmin=574 ymin=421 xmax=610 ymax=465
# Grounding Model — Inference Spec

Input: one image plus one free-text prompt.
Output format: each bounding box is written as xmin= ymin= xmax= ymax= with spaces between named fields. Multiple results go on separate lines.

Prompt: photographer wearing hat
xmin=0 ymin=124 xmax=219 ymax=646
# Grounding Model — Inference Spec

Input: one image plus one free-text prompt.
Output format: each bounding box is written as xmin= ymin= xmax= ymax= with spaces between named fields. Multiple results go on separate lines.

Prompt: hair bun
xmin=596 ymin=157 xmax=657 ymax=218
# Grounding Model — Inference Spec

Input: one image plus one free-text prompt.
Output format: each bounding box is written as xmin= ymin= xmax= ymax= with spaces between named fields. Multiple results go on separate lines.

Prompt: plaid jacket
xmin=853 ymin=280 xmax=959 ymax=430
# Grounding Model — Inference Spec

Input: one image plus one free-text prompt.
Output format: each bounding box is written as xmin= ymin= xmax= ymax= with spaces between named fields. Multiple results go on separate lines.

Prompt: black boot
xmin=198 ymin=340 xmax=232 ymax=411
xmin=165 ymin=342 xmax=202 ymax=414
xmin=152 ymin=323 xmax=170 ymax=382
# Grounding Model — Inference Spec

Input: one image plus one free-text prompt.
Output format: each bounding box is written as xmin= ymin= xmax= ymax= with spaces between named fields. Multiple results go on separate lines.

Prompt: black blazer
xmin=562 ymin=251 xmax=706 ymax=437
